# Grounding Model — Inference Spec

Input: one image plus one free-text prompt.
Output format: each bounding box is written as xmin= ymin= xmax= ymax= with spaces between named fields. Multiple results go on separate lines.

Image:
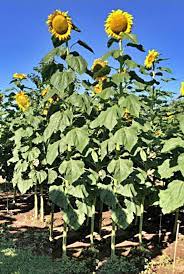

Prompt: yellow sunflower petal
xmin=13 ymin=73 xmax=27 ymax=80
xmin=180 ymin=82 xmax=184 ymax=96
xmin=41 ymin=88 xmax=49 ymax=97
xmin=47 ymin=10 xmax=73 ymax=41
xmin=144 ymin=50 xmax=159 ymax=69
xmin=15 ymin=91 xmax=30 ymax=112
xmin=105 ymin=9 xmax=133 ymax=40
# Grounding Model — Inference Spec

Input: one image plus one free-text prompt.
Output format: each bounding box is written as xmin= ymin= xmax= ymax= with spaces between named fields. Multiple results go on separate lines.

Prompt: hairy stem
xmin=49 ymin=203 xmax=54 ymax=242
xmin=62 ymin=220 xmax=67 ymax=258
xmin=139 ymin=196 xmax=145 ymax=245
xmin=40 ymin=185 xmax=44 ymax=223
xmin=111 ymin=219 xmax=116 ymax=257
xmin=90 ymin=197 xmax=96 ymax=249
xmin=173 ymin=208 xmax=179 ymax=236
xmin=34 ymin=185 xmax=38 ymax=220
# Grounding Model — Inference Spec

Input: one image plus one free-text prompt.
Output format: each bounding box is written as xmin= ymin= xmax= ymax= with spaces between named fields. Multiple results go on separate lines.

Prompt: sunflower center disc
xmin=110 ymin=14 xmax=128 ymax=34
xmin=148 ymin=55 xmax=154 ymax=63
xmin=52 ymin=15 xmax=68 ymax=34
xmin=19 ymin=96 xmax=28 ymax=106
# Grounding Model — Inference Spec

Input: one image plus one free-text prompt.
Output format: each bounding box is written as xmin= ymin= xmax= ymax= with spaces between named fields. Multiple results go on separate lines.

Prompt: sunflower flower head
xmin=43 ymin=109 xmax=48 ymax=116
xmin=41 ymin=88 xmax=49 ymax=97
xmin=180 ymin=82 xmax=184 ymax=96
xmin=47 ymin=10 xmax=73 ymax=41
xmin=15 ymin=91 xmax=30 ymax=112
xmin=91 ymin=59 xmax=109 ymax=80
xmin=144 ymin=50 xmax=159 ymax=69
xmin=91 ymin=59 xmax=108 ymax=73
xmin=94 ymin=81 xmax=103 ymax=94
xmin=13 ymin=73 xmax=27 ymax=80
xmin=105 ymin=9 xmax=133 ymax=40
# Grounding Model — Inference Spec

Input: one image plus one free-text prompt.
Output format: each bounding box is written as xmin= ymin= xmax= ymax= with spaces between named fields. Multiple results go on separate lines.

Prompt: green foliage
xmin=159 ymin=180 xmax=184 ymax=214
xmin=98 ymin=255 xmax=148 ymax=274
xmin=1 ymin=8 xmax=183 ymax=259
xmin=0 ymin=244 xmax=90 ymax=274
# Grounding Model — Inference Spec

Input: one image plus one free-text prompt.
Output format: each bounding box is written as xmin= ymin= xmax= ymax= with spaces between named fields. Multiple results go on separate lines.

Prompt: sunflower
xmin=94 ymin=82 xmax=103 ymax=94
xmin=154 ymin=130 xmax=162 ymax=137
xmin=105 ymin=9 xmax=133 ymax=40
xmin=43 ymin=109 xmax=48 ymax=116
xmin=180 ymin=82 xmax=184 ymax=96
xmin=15 ymin=91 xmax=30 ymax=112
xmin=91 ymin=59 xmax=108 ymax=73
xmin=144 ymin=50 xmax=159 ymax=69
xmin=91 ymin=59 xmax=109 ymax=81
xmin=47 ymin=10 xmax=73 ymax=41
xmin=13 ymin=73 xmax=27 ymax=80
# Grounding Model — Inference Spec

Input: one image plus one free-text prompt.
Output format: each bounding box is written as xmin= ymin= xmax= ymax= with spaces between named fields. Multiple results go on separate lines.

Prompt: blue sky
xmin=0 ymin=0 xmax=183 ymax=94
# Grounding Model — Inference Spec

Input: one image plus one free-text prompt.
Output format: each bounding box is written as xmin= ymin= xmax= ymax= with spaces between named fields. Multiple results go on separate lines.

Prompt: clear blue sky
xmin=0 ymin=0 xmax=183 ymax=94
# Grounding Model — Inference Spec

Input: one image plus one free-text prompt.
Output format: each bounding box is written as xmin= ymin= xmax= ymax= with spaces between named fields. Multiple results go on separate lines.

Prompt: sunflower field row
xmin=0 ymin=8 xmax=184 ymax=258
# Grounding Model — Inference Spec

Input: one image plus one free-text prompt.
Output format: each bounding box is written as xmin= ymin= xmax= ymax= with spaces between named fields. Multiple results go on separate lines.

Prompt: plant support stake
xmin=172 ymin=220 xmax=181 ymax=274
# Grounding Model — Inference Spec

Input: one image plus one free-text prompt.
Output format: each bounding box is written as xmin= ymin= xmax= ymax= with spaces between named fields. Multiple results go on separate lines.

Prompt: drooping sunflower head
xmin=91 ymin=59 xmax=108 ymax=73
xmin=105 ymin=9 xmax=133 ymax=40
xmin=13 ymin=73 xmax=27 ymax=80
xmin=94 ymin=81 xmax=103 ymax=94
xmin=47 ymin=10 xmax=73 ymax=41
xmin=15 ymin=91 xmax=30 ymax=112
xmin=180 ymin=82 xmax=184 ymax=96
xmin=144 ymin=50 xmax=159 ymax=69
xmin=91 ymin=59 xmax=109 ymax=80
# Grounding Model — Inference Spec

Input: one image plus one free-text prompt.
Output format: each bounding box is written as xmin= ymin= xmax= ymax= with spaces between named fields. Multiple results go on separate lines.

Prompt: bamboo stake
xmin=172 ymin=220 xmax=180 ymax=274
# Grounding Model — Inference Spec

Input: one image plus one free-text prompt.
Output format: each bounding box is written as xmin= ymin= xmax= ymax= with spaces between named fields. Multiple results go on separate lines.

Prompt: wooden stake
xmin=172 ymin=220 xmax=181 ymax=274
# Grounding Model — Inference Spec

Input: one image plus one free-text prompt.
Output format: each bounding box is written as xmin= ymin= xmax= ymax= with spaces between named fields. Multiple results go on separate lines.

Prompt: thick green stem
xmin=5 ymin=180 xmax=9 ymax=213
xmin=111 ymin=220 xmax=116 ymax=257
xmin=111 ymin=178 xmax=117 ymax=257
xmin=40 ymin=185 xmax=44 ymax=223
xmin=34 ymin=185 xmax=38 ymax=220
xmin=62 ymin=220 xmax=68 ymax=258
xmin=119 ymin=40 xmax=123 ymax=95
xmin=62 ymin=180 xmax=68 ymax=257
xmin=90 ymin=198 xmax=96 ymax=249
xmin=66 ymin=41 xmax=70 ymax=55
xmin=119 ymin=40 xmax=123 ymax=55
xmin=158 ymin=213 xmax=162 ymax=244
xmin=139 ymin=196 xmax=145 ymax=245
xmin=13 ymin=187 xmax=16 ymax=205
xmin=134 ymin=215 xmax=138 ymax=226
xmin=173 ymin=208 xmax=179 ymax=236
xmin=49 ymin=203 xmax=54 ymax=242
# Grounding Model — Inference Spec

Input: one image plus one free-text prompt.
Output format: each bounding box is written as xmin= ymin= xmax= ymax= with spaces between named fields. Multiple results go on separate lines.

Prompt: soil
xmin=0 ymin=191 xmax=184 ymax=273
